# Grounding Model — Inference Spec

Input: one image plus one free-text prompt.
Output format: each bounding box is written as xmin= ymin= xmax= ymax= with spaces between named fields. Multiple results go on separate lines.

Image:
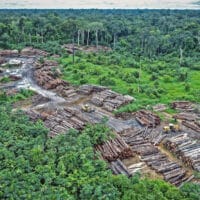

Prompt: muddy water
xmin=1 ymin=57 xmax=66 ymax=106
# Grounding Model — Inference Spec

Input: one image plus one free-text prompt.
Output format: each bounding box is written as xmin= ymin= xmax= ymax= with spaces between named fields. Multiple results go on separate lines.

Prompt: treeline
xmin=0 ymin=9 xmax=200 ymax=57
xmin=0 ymin=102 xmax=199 ymax=199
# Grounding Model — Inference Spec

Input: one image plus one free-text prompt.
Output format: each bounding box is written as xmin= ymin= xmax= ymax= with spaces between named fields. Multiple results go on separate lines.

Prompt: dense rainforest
xmin=0 ymin=9 xmax=200 ymax=199
xmin=0 ymin=9 xmax=200 ymax=57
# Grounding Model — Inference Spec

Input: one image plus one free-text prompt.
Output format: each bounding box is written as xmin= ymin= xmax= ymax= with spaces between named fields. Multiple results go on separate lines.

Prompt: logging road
xmin=2 ymin=57 xmax=66 ymax=106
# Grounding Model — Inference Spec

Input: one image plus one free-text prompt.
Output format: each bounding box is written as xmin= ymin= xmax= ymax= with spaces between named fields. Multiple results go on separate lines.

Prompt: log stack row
xmin=110 ymin=159 xmax=131 ymax=177
xmin=91 ymin=89 xmax=134 ymax=112
xmin=26 ymin=110 xmax=48 ymax=122
xmin=0 ymin=57 xmax=6 ymax=65
xmin=135 ymin=110 xmax=161 ymax=127
xmin=182 ymin=120 xmax=200 ymax=133
xmin=0 ymin=49 xmax=19 ymax=57
xmin=95 ymin=135 xmax=133 ymax=161
xmin=121 ymin=129 xmax=190 ymax=186
xmin=34 ymin=60 xmax=69 ymax=90
xmin=121 ymin=127 xmax=165 ymax=146
xmin=78 ymin=84 xmax=107 ymax=95
xmin=173 ymin=112 xmax=198 ymax=121
xmin=152 ymin=104 xmax=167 ymax=112
xmin=21 ymin=47 xmax=48 ymax=57
xmin=171 ymin=101 xmax=194 ymax=111
xmin=43 ymin=108 xmax=89 ymax=137
xmin=142 ymin=152 xmax=189 ymax=186
xmin=164 ymin=134 xmax=200 ymax=172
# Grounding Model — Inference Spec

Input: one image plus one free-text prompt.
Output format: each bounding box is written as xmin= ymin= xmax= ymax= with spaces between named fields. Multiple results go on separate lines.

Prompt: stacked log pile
xmin=31 ymin=94 xmax=50 ymax=106
xmin=121 ymin=127 xmax=165 ymax=146
xmin=0 ymin=57 xmax=6 ymax=65
xmin=95 ymin=135 xmax=133 ymax=161
xmin=43 ymin=60 xmax=58 ymax=66
xmin=153 ymin=104 xmax=167 ymax=112
xmin=164 ymin=134 xmax=200 ymax=172
xmin=171 ymin=101 xmax=194 ymax=111
xmin=182 ymin=121 xmax=200 ymax=133
xmin=8 ymin=74 xmax=22 ymax=81
xmin=110 ymin=159 xmax=131 ymax=177
xmin=91 ymin=89 xmax=134 ymax=112
xmin=44 ymin=108 xmax=88 ymax=137
xmin=26 ymin=110 xmax=48 ymax=122
xmin=34 ymin=60 xmax=69 ymax=90
xmin=174 ymin=112 xmax=198 ymax=121
xmin=0 ymin=49 xmax=19 ymax=57
xmin=121 ymin=129 xmax=190 ymax=186
xmin=135 ymin=110 xmax=161 ymax=127
xmin=195 ymin=121 xmax=200 ymax=128
xmin=78 ymin=84 xmax=107 ymax=95
xmin=56 ymin=85 xmax=78 ymax=98
xmin=21 ymin=47 xmax=48 ymax=57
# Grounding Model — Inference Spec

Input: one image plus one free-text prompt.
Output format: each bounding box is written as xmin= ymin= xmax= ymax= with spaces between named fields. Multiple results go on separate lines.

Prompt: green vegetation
xmin=0 ymin=9 xmax=200 ymax=199
xmin=0 ymin=103 xmax=199 ymax=199
xmin=0 ymin=9 xmax=200 ymax=111
xmin=0 ymin=89 xmax=34 ymax=103
xmin=60 ymin=53 xmax=200 ymax=112
xmin=0 ymin=76 xmax=11 ymax=83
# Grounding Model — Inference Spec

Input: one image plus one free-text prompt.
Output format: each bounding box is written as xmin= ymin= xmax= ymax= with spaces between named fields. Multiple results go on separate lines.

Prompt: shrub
xmin=0 ymin=76 xmax=11 ymax=83
xmin=133 ymin=71 xmax=140 ymax=78
xmin=98 ymin=76 xmax=116 ymax=86
xmin=79 ymin=79 xmax=87 ymax=84
xmin=163 ymin=75 xmax=173 ymax=83
xmin=185 ymin=83 xmax=190 ymax=91
xmin=150 ymin=73 xmax=159 ymax=81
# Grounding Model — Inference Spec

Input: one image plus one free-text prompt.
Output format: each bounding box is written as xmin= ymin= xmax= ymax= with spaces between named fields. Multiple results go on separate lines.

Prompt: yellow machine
xmin=163 ymin=126 xmax=170 ymax=133
xmin=81 ymin=104 xmax=94 ymax=113
xmin=163 ymin=123 xmax=180 ymax=133
xmin=173 ymin=124 xmax=180 ymax=131
xmin=169 ymin=123 xmax=180 ymax=131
